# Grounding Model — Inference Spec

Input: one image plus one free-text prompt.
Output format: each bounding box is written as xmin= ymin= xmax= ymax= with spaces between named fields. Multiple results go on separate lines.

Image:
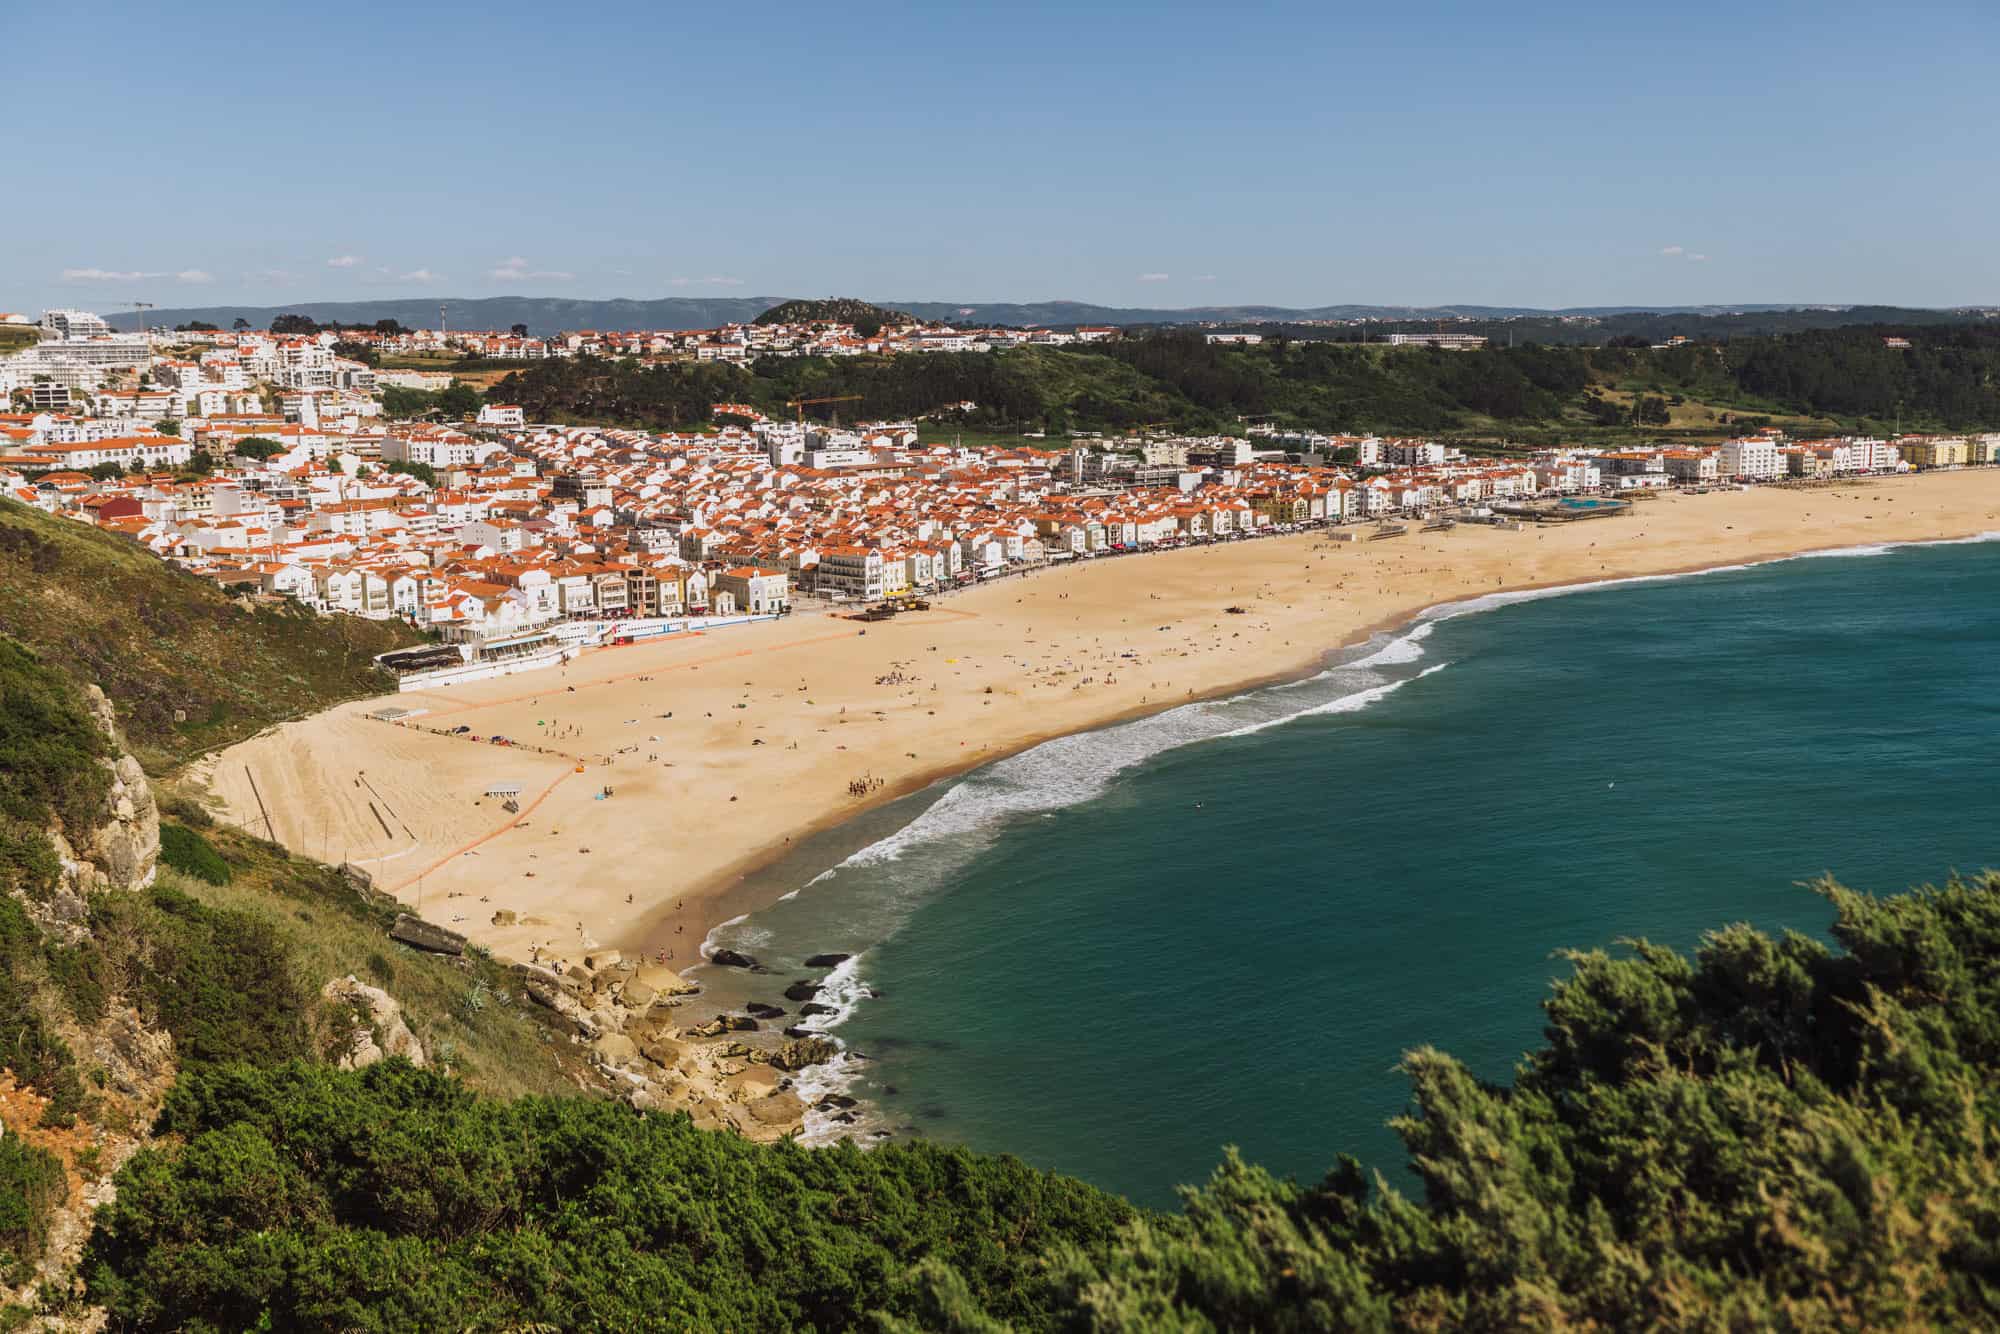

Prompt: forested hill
xmin=752 ymin=297 xmax=913 ymax=328
xmin=488 ymin=324 xmax=2000 ymax=440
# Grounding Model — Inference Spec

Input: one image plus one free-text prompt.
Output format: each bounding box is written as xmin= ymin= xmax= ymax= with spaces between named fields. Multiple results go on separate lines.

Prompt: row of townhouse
xmin=61 ymin=393 xmax=1998 ymax=642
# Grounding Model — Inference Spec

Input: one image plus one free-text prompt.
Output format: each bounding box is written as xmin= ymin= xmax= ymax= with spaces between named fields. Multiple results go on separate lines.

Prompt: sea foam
xmin=715 ymin=526 xmax=2000 ymax=1126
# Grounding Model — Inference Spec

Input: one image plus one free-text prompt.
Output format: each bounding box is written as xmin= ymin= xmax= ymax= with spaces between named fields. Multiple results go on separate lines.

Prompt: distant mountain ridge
xmin=108 ymin=295 xmax=1995 ymax=336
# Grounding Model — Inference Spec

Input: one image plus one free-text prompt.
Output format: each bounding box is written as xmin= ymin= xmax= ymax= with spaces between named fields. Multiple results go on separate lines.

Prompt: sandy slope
xmin=204 ymin=472 xmax=2000 ymax=967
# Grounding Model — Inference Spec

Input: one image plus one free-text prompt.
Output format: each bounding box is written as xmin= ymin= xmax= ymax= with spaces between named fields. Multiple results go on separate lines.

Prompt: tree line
xmin=480 ymin=325 xmax=2000 ymax=439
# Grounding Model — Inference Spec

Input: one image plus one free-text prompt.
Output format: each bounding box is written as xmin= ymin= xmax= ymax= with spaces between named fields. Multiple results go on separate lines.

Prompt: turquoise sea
xmin=696 ymin=536 xmax=2000 ymax=1208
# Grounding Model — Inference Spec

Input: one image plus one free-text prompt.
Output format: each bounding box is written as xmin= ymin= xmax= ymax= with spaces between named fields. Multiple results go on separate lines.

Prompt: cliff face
xmin=34 ymin=685 xmax=159 ymax=945
xmin=2 ymin=685 xmax=171 ymax=1310
xmin=71 ymin=686 xmax=160 ymax=890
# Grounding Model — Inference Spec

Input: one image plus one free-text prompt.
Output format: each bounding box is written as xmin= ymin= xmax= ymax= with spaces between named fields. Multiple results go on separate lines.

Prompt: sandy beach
xmin=201 ymin=472 xmax=2000 ymax=968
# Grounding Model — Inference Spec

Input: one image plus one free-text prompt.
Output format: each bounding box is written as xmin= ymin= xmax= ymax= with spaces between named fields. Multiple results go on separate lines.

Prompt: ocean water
xmin=698 ymin=536 xmax=2000 ymax=1207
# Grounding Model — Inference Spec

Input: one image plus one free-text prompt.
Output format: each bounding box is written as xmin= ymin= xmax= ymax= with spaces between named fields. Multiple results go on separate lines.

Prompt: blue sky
xmin=13 ymin=0 xmax=1998 ymax=313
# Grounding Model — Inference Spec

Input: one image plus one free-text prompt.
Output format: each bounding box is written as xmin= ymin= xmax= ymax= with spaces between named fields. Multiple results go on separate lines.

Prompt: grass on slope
xmin=0 ymin=499 xmax=420 ymax=771
xmin=0 ymin=638 xmax=111 ymax=901
xmin=140 ymin=814 xmax=592 ymax=1100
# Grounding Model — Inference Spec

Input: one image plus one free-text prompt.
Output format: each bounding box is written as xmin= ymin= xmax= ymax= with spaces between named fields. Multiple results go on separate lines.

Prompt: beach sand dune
xmin=205 ymin=473 xmax=2000 ymax=963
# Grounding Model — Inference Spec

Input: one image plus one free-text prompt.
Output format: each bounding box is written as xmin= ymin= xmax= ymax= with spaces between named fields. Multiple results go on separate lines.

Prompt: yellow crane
xmin=785 ymin=394 xmax=862 ymax=424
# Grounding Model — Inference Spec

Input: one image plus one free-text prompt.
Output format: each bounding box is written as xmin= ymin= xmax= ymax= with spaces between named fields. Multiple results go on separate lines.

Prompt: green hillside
xmin=0 ymin=643 xmax=599 ymax=1302
xmin=491 ymin=325 xmax=2000 ymax=442
xmin=0 ymin=499 xmax=419 ymax=770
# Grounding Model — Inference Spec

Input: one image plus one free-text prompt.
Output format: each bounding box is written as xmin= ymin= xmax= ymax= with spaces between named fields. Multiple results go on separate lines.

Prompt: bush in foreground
xmin=84 ymin=1061 xmax=1133 ymax=1331
xmin=83 ymin=873 xmax=2000 ymax=1330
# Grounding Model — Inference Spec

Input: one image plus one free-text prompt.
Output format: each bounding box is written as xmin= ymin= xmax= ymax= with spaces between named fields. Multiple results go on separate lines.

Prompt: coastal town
xmin=5 ymin=307 xmax=1998 ymax=691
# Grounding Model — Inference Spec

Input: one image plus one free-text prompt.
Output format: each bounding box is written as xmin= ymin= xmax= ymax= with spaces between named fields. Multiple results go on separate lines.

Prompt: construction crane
xmin=785 ymin=394 xmax=861 ymax=424
xmin=128 ymin=300 xmax=155 ymax=333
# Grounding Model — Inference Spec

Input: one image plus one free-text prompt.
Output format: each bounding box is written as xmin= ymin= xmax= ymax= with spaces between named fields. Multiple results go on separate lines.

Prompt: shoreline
xmin=663 ymin=520 xmax=2000 ymax=983
xmin=199 ymin=472 xmax=2000 ymax=977
xmin=686 ymin=518 xmax=2000 ymax=1146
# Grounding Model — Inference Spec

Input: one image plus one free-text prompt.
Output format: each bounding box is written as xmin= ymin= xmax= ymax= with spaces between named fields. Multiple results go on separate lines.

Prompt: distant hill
xmin=113 ymin=296 xmax=2000 ymax=338
xmin=751 ymin=297 xmax=912 ymax=328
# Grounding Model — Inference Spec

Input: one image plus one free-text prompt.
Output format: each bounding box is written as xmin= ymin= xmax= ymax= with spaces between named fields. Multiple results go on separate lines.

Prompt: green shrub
xmin=85 ymin=1060 xmax=1134 ymax=1331
xmin=111 ymin=885 xmax=309 ymax=1068
xmin=80 ymin=872 xmax=2000 ymax=1330
xmin=43 ymin=939 xmax=108 ymax=1025
xmin=0 ymin=896 xmax=87 ymax=1127
xmin=0 ymin=638 xmax=110 ymax=834
xmin=0 ymin=821 xmax=59 ymax=901
xmin=156 ymin=792 xmax=213 ymax=829
xmin=158 ymin=823 xmax=230 ymax=885
xmin=0 ymin=1135 xmax=66 ymax=1282
xmin=0 ymin=638 xmax=111 ymax=901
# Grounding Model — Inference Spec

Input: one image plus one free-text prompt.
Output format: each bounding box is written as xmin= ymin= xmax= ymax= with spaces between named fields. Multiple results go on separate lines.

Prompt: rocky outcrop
xmin=633 ymin=963 xmax=699 ymax=997
xmin=74 ymin=686 xmax=160 ymax=891
xmin=783 ymin=979 xmax=824 ymax=1002
xmin=747 ymin=1089 xmax=807 ymax=1127
xmin=709 ymin=948 xmax=761 ymax=970
xmin=323 ymin=974 xmax=427 ymax=1069
xmin=590 ymin=1033 xmax=640 ymax=1068
xmin=804 ymin=953 xmax=852 ymax=969
xmin=526 ymin=955 xmax=820 ymax=1143
xmin=31 ymin=686 xmax=160 ymax=947
xmin=390 ymin=914 xmax=466 ymax=955
xmin=688 ymin=1014 xmax=760 ymax=1037
xmin=772 ymin=1035 xmax=840 ymax=1072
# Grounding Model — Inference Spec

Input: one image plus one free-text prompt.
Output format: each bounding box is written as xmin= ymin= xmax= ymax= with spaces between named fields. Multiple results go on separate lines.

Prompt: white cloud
xmin=398 ymin=268 xmax=444 ymax=283
xmin=668 ymin=275 xmax=745 ymax=287
xmin=489 ymin=256 xmax=573 ymax=281
xmin=1193 ymin=274 xmax=1217 ymax=282
xmin=62 ymin=267 xmax=160 ymax=282
xmin=326 ymin=254 xmax=362 ymax=268
xmin=1137 ymin=272 xmax=1171 ymax=282
xmin=1689 ymin=253 xmax=1710 ymax=262
xmin=1659 ymin=245 xmax=1684 ymax=256
xmin=60 ymin=266 xmax=215 ymax=284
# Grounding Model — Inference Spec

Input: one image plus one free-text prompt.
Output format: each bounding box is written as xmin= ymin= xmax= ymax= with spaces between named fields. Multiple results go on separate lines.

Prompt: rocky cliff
xmin=31 ymin=685 xmax=159 ymax=947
